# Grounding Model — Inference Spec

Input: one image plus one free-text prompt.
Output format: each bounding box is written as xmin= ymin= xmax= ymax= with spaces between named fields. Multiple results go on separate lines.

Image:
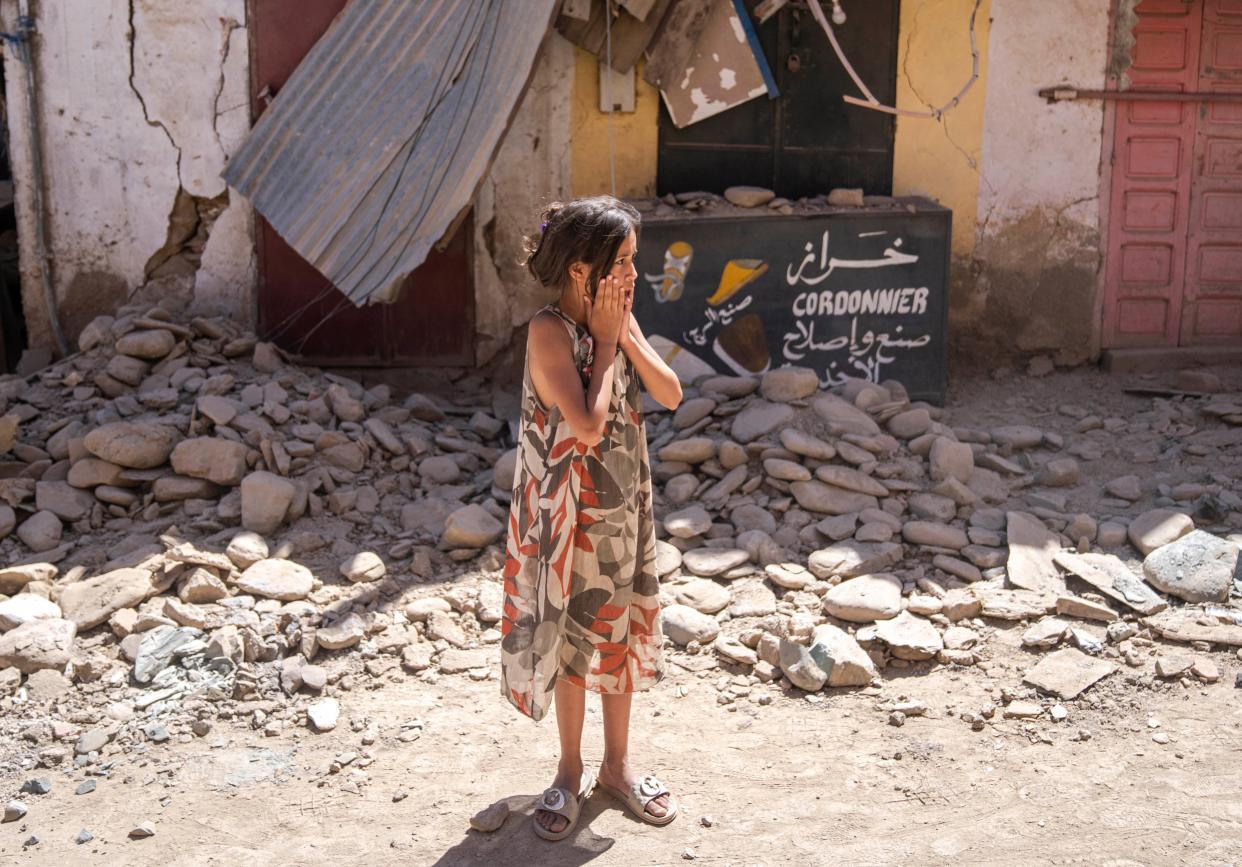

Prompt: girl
xmin=500 ymin=196 xmax=684 ymax=841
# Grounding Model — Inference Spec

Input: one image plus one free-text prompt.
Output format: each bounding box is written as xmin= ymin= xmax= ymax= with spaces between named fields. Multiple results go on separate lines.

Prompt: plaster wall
xmin=472 ymin=33 xmax=575 ymax=367
xmin=571 ymin=48 xmax=659 ymax=198
xmin=968 ymin=0 xmax=1111 ymax=365
xmin=1 ymin=0 xmax=255 ymax=355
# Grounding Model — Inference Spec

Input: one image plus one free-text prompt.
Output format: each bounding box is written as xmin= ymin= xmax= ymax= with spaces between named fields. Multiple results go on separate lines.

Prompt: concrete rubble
xmin=0 ymin=291 xmax=1240 ymax=828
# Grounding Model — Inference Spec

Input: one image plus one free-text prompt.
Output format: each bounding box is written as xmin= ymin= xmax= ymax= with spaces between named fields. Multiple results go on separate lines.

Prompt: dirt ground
xmin=3 ymin=364 xmax=1242 ymax=867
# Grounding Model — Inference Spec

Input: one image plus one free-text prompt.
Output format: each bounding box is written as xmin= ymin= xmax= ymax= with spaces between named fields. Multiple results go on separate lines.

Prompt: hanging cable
xmin=808 ymin=0 xmax=982 ymax=121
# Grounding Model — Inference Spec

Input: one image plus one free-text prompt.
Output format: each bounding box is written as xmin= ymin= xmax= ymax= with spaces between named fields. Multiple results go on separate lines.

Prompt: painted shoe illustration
xmin=706 ymin=259 xmax=768 ymax=307
xmin=712 ymin=312 xmax=770 ymax=375
xmin=645 ymin=241 xmax=693 ymax=303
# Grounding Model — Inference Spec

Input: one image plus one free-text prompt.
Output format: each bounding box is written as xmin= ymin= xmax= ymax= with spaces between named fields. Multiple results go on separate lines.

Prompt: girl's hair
xmin=523 ymin=196 xmax=640 ymax=298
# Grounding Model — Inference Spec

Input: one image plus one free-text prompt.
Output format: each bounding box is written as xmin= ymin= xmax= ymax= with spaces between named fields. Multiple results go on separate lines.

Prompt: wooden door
xmin=247 ymin=0 xmax=474 ymax=366
xmin=1102 ymin=0 xmax=1201 ymax=348
xmin=1182 ymin=0 xmax=1242 ymax=344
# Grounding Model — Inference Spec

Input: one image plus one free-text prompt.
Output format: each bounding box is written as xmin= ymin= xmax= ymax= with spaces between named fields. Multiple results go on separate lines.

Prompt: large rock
xmin=1127 ymin=509 xmax=1194 ymax=556
xmin=171 ymin=438 xmax=250 ymax=486
xmin=809 ymin=623 xmax=877 ymax=686
xmin=316 ymin=613 xmax=366 ymax=650
xmin=790 ymin=480 xmax=878 ymax=516
xmin=723 ymin=185 xmax=775 ymax=207
xmin=67 ymin=458 xmax=125 ymax=489
xmin=340 ymin=552 xmax=386 ymax=583
xmin=133 ymin=625 xmax=202 ymax=684
xmin=929 ymin=437 xmax=973 ymax=483
xmin=664 ymin=505 xmax=712 ymax=539
xmin=442 ymin=504 xmax=503 ymax=548
xmin=901 ymin=521 xmax=968 ymax=550
xmin=658 ymin=437 xmax=716 ymax=464
xmin=808 ymin=541 xmax=902 ymax=580
xmin=0 ymin=618 xmax=76 ymax=673
xmin=887 ymin=409 xmax=932 ymax=440
xmin=240 ymin=471 xmax=296 ymax=535
xmin=0 ymin=594 xmax=61 ymax=632
xmin=780 ymin=428 xmax=836 ymax=461
xmin=35 ymin=481 xmax=96 ymax=522
xmin=661 ymin=604 xmax=720 ymax=646
xmin=1142 ymin=530 xmax=1238 ymax=603
xmin=236 ymin=559 xmax=314 ymax=601
xmin=494 ymin=448 xmax=519 ymax=493
xmin=813 ymin=465 xmax=887 ymax=497
xmin=16 ymin=511 xmax=63 ymax=552
xmin=115 ymin=329 xmax=176 ymax=359
xmin=1005 ymin=511 xmax=1066 ymax=594
xmin=779 ymin=638 xmax=827 ymax=691
xmin=0 ymin=563 xmax=56 ymax=595
xmin=1022 ymin=647 xmax=1115 ymax=699
xmin=874 ymin=611 xmax=944 ymax=660
xmin=226 ymin=531 xmax=269 ymax=569
xmin=0 ymin=504 xmax=13 ymax=540
xmin=83 ymin=423 xmax=178 ymax=469
xmin=822 ymin=573 xmax=903 ymax=622
xmin=761 ymin=367 xmax=819 ymax=402
xmin=58 ymin=568 xmax=153 ymax=630
xmin=811 ymin=394 xmax=881 ymax=436
xmin=682 ymin=548 xmax=749 ymax=577
xmin=728 ymin=580 xmax=777 ymax=617
xmin=674 ymin=579 xmax=730 ymax=614
xmin=731 ymin=401 xmax=795 ymax=443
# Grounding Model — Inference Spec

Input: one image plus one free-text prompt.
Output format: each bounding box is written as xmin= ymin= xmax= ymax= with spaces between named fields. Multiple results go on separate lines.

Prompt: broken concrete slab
xmin=1053 ymin=551 xmax=1167 ymax=616
xmin=1006 ymin=511 xmax=1066 ymax=595
xmin=1022 ymin=647 xmax=1115 ymax=700
xmin=1143 ymin=610 xmax=1242 ymax=648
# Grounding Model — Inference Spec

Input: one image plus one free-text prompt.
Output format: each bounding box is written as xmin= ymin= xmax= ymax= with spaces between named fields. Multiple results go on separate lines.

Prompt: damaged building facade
xmin=1 ymin=0 xmax=1238 ymax=379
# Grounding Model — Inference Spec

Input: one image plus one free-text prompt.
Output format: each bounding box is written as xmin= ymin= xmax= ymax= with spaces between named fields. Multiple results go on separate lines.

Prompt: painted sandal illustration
xmin=646 ymin=241 xmax=693 ymax=303
xmin=706 ymin=258 xmax=768 ymax=307
xmin=713 ymin=312 xmax=771 ymax=376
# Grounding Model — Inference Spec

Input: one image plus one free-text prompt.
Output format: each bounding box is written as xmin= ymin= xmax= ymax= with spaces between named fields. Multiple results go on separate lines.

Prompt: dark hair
xmin=523 ymin=196 xmax=640 ymax=298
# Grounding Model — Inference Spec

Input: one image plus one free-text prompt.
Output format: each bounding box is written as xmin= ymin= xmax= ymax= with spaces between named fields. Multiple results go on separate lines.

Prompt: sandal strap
xmin=630 ymin=774 xmax=670 ymax=810
xmin=536 ymin=786 xmax=579 ymax=822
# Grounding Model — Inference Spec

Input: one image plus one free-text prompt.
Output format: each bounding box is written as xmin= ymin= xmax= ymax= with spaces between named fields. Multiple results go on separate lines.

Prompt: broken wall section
xmin=472 ymin=33 xmax=575 ymax=368
xmin=1 ymin=0 xmax=255 ymax=358
xmin=967 ymin=0 xmax=1111 ymax=369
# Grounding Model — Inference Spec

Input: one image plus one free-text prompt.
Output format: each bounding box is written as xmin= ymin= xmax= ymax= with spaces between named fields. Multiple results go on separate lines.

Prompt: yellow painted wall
xmin=892 ymin=0 xmax=992 ymax=257
xmin=568 ymin=2 xmax=992 ymax=256
xmin=570 ymin=47 xmax=659 ymax=198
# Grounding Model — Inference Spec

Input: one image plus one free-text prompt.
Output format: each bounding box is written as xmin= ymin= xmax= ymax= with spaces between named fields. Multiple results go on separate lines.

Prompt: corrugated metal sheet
xmin=224 ymin=0 xmax=559 ymax=306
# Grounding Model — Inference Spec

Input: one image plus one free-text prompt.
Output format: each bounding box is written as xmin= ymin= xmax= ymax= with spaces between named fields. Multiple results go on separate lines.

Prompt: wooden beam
xmin=642 ymin=0 xmax=713 ymax=90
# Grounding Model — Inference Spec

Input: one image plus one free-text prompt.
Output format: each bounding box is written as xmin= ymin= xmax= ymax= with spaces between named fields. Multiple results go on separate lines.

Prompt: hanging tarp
xmin=224 ymin=0 xmax=559 ymax=306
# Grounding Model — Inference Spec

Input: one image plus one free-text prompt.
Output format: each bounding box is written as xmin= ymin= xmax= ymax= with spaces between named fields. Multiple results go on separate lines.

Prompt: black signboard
xmin=632 ymin=198 xmax=951 ymax=404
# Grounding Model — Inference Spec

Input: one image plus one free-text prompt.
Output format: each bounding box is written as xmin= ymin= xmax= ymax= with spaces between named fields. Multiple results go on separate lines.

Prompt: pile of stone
xmin=638 ymin=366 xmax=1242 ymax=700
xmin=1 ymin=287 xmax=1240 ymax=744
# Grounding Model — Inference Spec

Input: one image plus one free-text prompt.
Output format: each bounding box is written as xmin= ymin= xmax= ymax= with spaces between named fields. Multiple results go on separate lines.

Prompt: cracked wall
xmin=1 ymin=0 xmax=255 ymax=355
xmin=967 ymin=0 xmax=1111 ymax=368
xmin=472 ymin=33 xmax=575 ymax=368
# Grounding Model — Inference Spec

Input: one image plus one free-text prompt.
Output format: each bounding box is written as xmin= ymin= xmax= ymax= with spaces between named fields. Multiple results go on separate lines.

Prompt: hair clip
xmin=540 ymin=221 xmax=548 ymax=233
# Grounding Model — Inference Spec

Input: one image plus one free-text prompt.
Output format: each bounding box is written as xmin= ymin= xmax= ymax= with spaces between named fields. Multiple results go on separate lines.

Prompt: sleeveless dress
xmin=500 ymin=304 xmax=665 ymax=722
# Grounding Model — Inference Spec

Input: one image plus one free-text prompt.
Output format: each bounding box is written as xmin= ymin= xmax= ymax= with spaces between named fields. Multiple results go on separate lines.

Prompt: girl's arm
xmin=619 ymin=314 xmax=683 ymax=410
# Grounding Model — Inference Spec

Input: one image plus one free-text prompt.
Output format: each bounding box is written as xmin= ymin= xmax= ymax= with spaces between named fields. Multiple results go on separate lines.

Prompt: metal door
xmin=1182 ymin=0 xmax=1242 ymax=344
xmin=1102 ymin=0 xmax=1201 ymax=348
xmin=247 ymin=0 xmax=474 ymax=366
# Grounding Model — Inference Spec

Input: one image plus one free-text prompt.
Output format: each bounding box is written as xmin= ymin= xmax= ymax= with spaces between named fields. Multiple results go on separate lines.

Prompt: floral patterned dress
xmin=500 ymin=304 xmax=664 ymax=722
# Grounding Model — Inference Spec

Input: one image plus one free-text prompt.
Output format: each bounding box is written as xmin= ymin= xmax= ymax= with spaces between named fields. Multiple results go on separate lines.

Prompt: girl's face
xmin=607 ymin=230 xmax=639 ymax=293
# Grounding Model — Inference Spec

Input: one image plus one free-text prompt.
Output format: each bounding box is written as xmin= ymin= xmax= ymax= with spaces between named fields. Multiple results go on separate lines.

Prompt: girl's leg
xmin=599 ymin=692 xmax=670 ymax=819
xmin=535 ymin=677 xmax=587 ymax=834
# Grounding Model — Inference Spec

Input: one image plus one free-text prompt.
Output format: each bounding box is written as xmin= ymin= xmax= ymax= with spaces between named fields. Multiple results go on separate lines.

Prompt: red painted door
xmin=1104 ymin=0 xmax=1242 ymax=348
xmin=1183 ymin=0 xmax=1242 ymax=343
xmin=247 ymin=0 xmax=474 ymax=366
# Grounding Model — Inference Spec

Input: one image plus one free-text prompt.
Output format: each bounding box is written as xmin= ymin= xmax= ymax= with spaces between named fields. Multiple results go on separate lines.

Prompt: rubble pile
xmin=0 ymin=290 xmax=1240 ymax=779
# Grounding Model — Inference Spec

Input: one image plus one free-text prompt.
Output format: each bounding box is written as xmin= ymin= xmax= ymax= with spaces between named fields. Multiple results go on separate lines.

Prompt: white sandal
xmin=599 ymin=774 xmax=678 ymax=826
xmin=532 ymin=771 xmax=595 ymax=841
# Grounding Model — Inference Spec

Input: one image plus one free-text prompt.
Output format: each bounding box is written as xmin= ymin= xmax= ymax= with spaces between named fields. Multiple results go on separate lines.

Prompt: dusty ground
xmin=3 ymin=364 xmax=1242 ymax=867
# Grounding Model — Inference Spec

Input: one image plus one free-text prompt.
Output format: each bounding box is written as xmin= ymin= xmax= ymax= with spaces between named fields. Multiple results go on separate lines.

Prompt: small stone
xmin=20 ymin=778 xmax=51 ymax=795
xmin=874 ymin=611 xmax=943 ymax=660
xmin=307 ymin=698 xmax=340 ymax=732
xmin=75 ymin=829 xmax=93 ymax=845
xmin=1023 ymin=647 xmax=1115 ymax=700
xmin=442 ymin=504 xmax=503 ymax=548
xmin=236 ymin=559 xmax=313 ymax=601
xmin=470 ymin=800 xmax=510 ymax=832
xmin=83 ymin=422 xmax=177 ymax=468
xmin=340 ymin=552 xmax=386 ymax=583
xmin=1127 ymin=509 xmax=1194 ymax=556
xmin=0 ymin=594 xmax=61 ymax=631
xmin=822 ymin=573 xmax=903 ymax=622
xmin=760 ymin=367 xmax=819 ymax=402
xmin=75 ymin=780 xmax=97 ymax=795
xmin=724 ymin=185 xmax=776 ymax=207
xmin=316 ymin=613 xmax=367 ymax=650
xmin=779 ymin=638 xmax=826 ymax=692
xmin=0 ymin=618 xmax=77 ymax=674
xmin=240 ymin=472 xmax=296 ymax=535
xmin=1142 ymin=529 xmax=1237 ymax=603
xmin=3 ymin=800 xmax=27 ymax=822
xmin=1154 ymin=652 xmax=1195 ymax=679
xmin=128 ymin=824 xmax=155 ymax=840
xmin=674 ymin=579 xmax=730 ymax=614
xmin=827 ymin=187 xmax=865 ymax=207
xmin=808 ymin=623 xmax=876 ymax=686
xmin=665 ymin=506 xmax=712 ymax=539
xmin=661 ymin=605 xmax=720 ymax=646
xmin=731 ymin=401 xmax=796 ymax=444
xmin=682 ymin=548 xmax=749 ymax=577
xmin=226 ymin=531 xmax=269 ymax=569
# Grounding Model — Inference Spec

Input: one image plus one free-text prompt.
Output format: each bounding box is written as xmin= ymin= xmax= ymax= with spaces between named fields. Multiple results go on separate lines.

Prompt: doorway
xmin=246 ymin=0 xmax=475 ymax=366
xmin=1103 ymin=0 xmax=1242 ymax=349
